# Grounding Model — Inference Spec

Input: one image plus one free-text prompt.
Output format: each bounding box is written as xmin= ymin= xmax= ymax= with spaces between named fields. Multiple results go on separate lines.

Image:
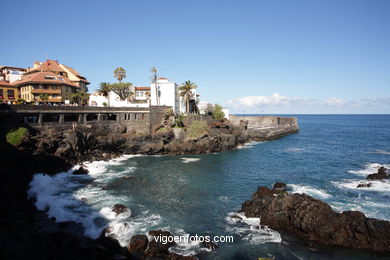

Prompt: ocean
xmin=28 ymin=114 xmax=390 ymax=259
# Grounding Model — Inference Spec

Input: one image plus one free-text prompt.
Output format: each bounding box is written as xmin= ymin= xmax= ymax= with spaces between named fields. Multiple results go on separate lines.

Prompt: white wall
xmin=151 ymin=78 xmax=179 ymax=113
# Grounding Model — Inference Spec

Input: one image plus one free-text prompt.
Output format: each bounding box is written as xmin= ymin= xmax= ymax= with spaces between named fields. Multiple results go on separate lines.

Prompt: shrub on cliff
xmin=212 ymin=104 xmax=225 ymax=121
xmin=6 ymin=127 xmax=28 ymax=146
xmin=186 ymin=120 xmax=208 ymax=138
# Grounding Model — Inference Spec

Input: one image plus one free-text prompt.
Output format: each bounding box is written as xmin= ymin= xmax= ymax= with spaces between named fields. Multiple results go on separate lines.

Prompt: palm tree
xmin=179 ymin=81 xmax=197 ymax=114
xmin=114 ymin=67 xmax=126 ymax=82
xmin=98 ymin=82 xmax=111 ymax=107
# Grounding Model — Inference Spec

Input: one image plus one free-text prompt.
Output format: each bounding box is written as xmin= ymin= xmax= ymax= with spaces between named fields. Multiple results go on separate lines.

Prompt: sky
xmin=1 ymin=0 xmax=389 ymax=114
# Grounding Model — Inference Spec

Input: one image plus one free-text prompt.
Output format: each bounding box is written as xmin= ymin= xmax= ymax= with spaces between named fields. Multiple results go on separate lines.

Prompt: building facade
xmin=12 ymin=60 xmax=89 ymax=104
xmin=0 ymin=80 xmax=19 ymax=103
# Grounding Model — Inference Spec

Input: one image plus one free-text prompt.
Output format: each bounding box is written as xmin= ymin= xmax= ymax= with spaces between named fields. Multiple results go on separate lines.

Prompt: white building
xmin=89 ymin=77 xmax=197 ymax=114
xmin=89 ymin=86 xmax=151 ymax=108
xmin=150 ymin=77 xmax=180 ymax=113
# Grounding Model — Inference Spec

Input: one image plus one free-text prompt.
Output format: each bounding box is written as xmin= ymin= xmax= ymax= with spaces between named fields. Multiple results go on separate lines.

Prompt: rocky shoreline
xmin=0 ymin=117 xmax=298 ymax=259
xmin=238 ymin=183 xmax=390 ymax=253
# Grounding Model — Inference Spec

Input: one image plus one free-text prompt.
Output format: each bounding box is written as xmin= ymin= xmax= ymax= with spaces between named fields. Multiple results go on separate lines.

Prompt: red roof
xmin=135 ymin=86 xmax=151 ymax=91
xmin=13 ymin=71 xmax=79 ymax=88
xmin=158 ymin=77 xmax=168 ymax=80
xmin=0 ymin=80 xmax=16 ymax=87
xmin=28 ymin=60 xmax=64 ymax=73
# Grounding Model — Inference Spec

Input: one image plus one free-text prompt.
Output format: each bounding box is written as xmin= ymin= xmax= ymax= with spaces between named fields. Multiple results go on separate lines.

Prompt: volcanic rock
xmin=112 ymin=204 xmax=129 ymax=215
xmin=367 ymin=167 xmax=389 ymax=180
xmin=72 ymin=166 xmax=89 ymax=175
xmin=240 ymin=184 xmax=390 ymax=252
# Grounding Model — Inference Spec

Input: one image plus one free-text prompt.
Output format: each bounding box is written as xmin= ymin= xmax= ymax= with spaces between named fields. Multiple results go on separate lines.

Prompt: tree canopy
xmin=110 ymin=82 xmax=133 ymax=101
xmin=179 ymin=80 xmax=197 ymax=114
xmin=114 ymin=67 xmax=126 ymax=82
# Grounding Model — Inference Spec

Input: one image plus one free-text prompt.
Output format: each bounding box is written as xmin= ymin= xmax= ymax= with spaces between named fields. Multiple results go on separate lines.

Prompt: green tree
xmin=110 ymin=82 xmax=133 ymax=101
xmin=179 ymin=80 xmax=197 ymax=114
xmin=212 ymin=104 xmax=225 ymax=121
xmin=39 ymin=93 xmax=49 ymax=103
xmin=114 ymin=67 xmax=126 ymax=82
xmin=98 ymin=82 xmax=111 ymax=106
xmin=70 ymin=91 xmax=89 ymax=105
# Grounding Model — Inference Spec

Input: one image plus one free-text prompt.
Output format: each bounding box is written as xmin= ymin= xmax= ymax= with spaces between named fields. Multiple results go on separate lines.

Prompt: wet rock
xmin=367 ymin=167 xmax=389 ymax=180
xmin=112 ymin=204 xmax=129 ymax=215
xmin=273 ymin=182 xmax=287 ymax=191
xmin=240 ymin=184 xmax=390 ymax=252
xmin=146 ymin=230 xmax=176 ymax=256
xmin=357 ymin=182 xmax=372 ymax=188
xmin=128 ymin=234 xmax=148 ymax=252
xmin=72 ymin=166 xmax=89 ymax=175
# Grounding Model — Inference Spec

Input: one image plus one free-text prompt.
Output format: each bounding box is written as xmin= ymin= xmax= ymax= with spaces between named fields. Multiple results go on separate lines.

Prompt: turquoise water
xmin=29 ymin=115 xmax=390 ymax=259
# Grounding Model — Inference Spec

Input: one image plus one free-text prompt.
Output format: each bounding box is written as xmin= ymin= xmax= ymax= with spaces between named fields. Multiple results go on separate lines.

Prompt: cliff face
xmin=25 ymin=117 xmax=298 ymax=162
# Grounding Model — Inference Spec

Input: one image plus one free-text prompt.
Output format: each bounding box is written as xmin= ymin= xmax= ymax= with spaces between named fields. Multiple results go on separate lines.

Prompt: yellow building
xmin=0 ymin=80 xmax=19 ymax=103
xmin=13 ymin=60 xmax=89 ymax=103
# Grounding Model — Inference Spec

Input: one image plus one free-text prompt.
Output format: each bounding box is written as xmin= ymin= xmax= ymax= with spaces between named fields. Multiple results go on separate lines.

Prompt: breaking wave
xmin=288 ymin=184 xmax=332 ymax=199
xmin=225 ymin=212 xmax=281 ymax=245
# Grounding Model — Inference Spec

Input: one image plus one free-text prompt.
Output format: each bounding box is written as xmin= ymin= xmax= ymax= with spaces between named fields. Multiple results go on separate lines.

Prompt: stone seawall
xmin=0 ymin=104 xmax=171 ymax=134
xmin=230 ymin=115 xmax=298 ymax=128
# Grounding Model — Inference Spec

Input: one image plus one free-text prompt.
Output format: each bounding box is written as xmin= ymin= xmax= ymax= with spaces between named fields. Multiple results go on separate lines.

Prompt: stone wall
xmin=230 ymin=115 xmax=298 ymax=128
xmin=0 ymin=104 xmax=171 ymax=134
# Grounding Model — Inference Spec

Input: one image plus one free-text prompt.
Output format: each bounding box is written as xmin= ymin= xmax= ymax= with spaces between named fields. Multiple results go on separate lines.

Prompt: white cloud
xmin=225 ymin=93 xmax=390 ymax=114
xmin=325 ymin=98 xmax=347 ymax=107
xmin=227 ymin=93 xmax=308 ymax=107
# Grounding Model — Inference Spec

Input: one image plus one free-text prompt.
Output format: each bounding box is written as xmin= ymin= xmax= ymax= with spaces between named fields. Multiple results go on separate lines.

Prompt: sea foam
xmin=289 ymin=184 xmax=332 ymax=199
xmin=226 ymin=212 xmax=281 ymax=245
xmin=347 ymin=163 xmax=390 ymax=177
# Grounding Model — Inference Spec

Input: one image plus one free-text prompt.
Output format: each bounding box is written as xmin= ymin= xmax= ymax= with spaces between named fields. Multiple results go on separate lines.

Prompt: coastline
xmin=0 ymin=118 xmax=299 ymax=259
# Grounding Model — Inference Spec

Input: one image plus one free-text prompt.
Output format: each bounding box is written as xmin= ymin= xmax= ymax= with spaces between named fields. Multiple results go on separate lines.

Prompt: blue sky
xmin=1 ymin=0 xmax=389 ymax=113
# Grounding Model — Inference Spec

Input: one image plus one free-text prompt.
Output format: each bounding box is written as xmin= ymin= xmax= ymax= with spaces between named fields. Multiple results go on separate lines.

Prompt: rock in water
xmin=367 ymin=167 xmax=389 ymax=180
xmin=273 ymin=182 xmax=287 ymax=191
xmin=128 ymin=234 xmax=148 ymax=253
xmin=240 ymin=185 xmax=390 ymax=252
xmin=72 ymin=166 xmax=89 ymax=175
xmin=357 ymin=182 xmax=372 ymax=188
xmin=112 ymin=204 xmax=129 ymax=215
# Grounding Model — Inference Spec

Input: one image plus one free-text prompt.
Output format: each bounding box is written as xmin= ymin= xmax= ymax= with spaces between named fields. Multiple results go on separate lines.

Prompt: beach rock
xmin=367 ymin=167 xmax=389 ymax=180
xmin=146 ymin=230 xmax=176 ymax=256
xmin=273 ymin=182 xmax=287 ymax=191
xmin=128 ymin=234 xmax=148 ymax=252
xmin=240 ymin=184 xmax=390 ymax=252
xmin=112 ymin=204 xmax=129 ymax=215
xmin=357 ymin=182 xmax=372 ymax=188
xmin=72 ymin=166 xmax=89 ymax=175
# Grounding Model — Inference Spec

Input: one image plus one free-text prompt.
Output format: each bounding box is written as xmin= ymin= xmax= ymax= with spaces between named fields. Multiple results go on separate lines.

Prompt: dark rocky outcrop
xmin=127 ymin=231 xmax=196 ymax=260
xmin=73 ymin=166 xmax=89 ymax=175
xmin=357 ymin=182 xmax=372 ymax=188
xmin=273 ymin=182 xmax=287 ymax=191
xmin=112 ymin=204 xmax=129 ymax=215
xmin=240 ymin=184 xmax=390 ymax=252
xmin=367 ymin=167 xmax=389 ymax=180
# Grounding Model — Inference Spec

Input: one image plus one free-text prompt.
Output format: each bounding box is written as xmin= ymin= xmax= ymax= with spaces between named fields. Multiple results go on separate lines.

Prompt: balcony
xmin=35 ymin=97 xmax=63 ymax=103
xmin=31 ymin=89 xmax=61 ymax=94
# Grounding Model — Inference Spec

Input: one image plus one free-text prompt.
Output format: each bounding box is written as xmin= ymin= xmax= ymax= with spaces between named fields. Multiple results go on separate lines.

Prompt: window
xmin=0 ymin=89 xmax=3 ymax=99
xmin=7 ymin=90 xmax=15 ymax=99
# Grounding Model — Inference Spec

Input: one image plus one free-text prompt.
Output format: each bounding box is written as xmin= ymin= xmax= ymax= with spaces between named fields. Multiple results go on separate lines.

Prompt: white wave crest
xmin=289 ymin=184 xmax=332 ymax=199
xmin=225 ymin=212 xmax=281 ymax=245
xmin=348 ymin=163 xmax=390 ymax=176
xmin=332 ymin=179 xmax=390 ymax=193
xmin=181 ymin=158 xmax=201 ymax=163
xmin=237 ymin=141 xmax=265 ymax=149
